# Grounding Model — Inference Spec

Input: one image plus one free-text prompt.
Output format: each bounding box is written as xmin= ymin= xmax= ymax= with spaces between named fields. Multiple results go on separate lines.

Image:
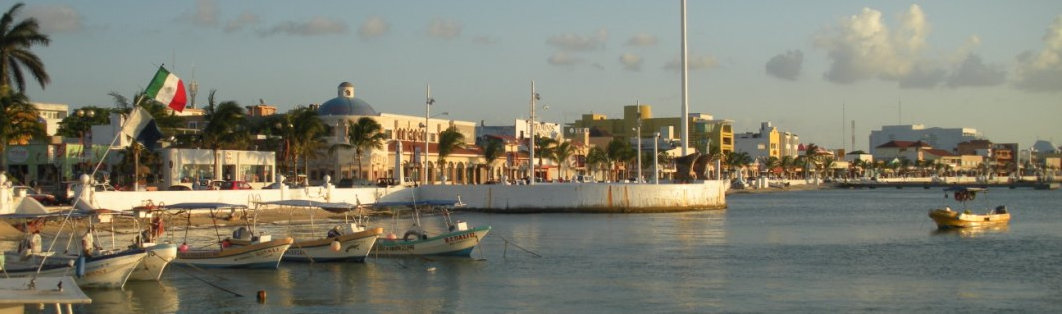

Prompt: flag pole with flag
xmin=145 ymin=66 xmax=188 ymax=112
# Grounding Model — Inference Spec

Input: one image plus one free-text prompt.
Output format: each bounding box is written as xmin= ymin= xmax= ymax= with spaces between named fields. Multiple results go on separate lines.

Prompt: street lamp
xmin=653 ymin=132 xmax=660 ymax=184
xmin=528 ymin=81 xmax=541 ymax=185
xmin=633 ymin=102 xmax=642 ymax=183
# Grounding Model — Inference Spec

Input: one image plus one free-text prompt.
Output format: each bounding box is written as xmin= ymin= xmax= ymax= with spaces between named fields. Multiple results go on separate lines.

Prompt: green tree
xmin=56 ymin=106 xmax=110 ymax=138
xmin=0 ymin=3 xmax=49 ymax=93
xmin=606 ymin=138 xmax=635 ymax=181
xmin=552 ymin=141 xmax=575 ymax=180
xmin=586 ymin=146 xmax=609 ymax=181
xmin=288 ymin=107 xmax=325 ymax=184
xmin=328 ymin=117 xmax=386 ymax=180
xmin=437 ymin=127 xmax=465 ymax=184
xmin=0 ymin=89 xmax=42 ymax=170
xmin=765 ymin=156 xmax=781 ymax=178
xmin=482 ymin=137 xmax=504 ymax=181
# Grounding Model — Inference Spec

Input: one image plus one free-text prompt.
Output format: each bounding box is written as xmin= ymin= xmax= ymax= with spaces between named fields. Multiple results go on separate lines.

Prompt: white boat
xmin=255 ymin=200 xmax=383 ymax=263
xmin=370 ymin=199 xmax=490 ymax=257
xmin=2 ymin=249 xmax=147 ymax=289
xmin=163 ymin=202 xmax=293 ymax=269
xmin=1 ymin=211 xmax=147 ymax=289
xmin=128 ymin=243 xmax=177 ymax=281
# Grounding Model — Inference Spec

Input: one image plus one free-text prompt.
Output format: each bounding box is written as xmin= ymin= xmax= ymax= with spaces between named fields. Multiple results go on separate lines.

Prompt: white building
xmin=869 ymin=124 xmax=981 ymax=156
xmin=31 ymin=102 xmax=69 ymax=136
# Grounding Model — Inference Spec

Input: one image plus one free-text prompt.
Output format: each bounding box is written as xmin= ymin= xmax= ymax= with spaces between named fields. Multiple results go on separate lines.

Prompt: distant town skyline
xmin=19 ymin=1 xmax=1062 ymax=151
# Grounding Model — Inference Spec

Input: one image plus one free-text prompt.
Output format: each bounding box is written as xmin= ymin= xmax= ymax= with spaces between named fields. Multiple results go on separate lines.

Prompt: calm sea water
xmin=72 ymin=188 xmax=1062 ymax=313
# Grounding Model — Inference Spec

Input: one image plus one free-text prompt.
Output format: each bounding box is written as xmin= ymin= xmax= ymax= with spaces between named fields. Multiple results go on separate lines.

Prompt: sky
xmin=16 ymin=0 xmax=1062 ymax=151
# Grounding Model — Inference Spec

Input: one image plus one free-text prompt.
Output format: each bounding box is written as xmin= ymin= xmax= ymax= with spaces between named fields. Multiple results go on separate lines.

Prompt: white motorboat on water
xmin=255 ymin=200 xmax=383 ymax=263
xmin=370 ymin=199 xmax=490 ymax=257
xmin=162 ymin=202 xmax=293 ymax=269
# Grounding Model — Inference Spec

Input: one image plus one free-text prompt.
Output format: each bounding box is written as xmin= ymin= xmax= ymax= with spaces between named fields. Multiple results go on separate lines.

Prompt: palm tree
xmin=534 ymin=136 xmax=558 ymax=178
xmin=288 ymin=107 xmax=325 ymax=184
xmin=437 ymin=126 xmax=465 ymax=184
xmin=780 ymin=155 xmax=796 ymax=179
xmin=552 ymin=141 xmax=575 ymax=181
xmin=0 ymin=89 xmax=42 ymax=170
xmin=606 ymin=138 xmax=635 ymax=181
xmin=328 ymin=117 xmax=386 ymax=181
xmin=765 ymin=156 xmax=781 ymax=178
xmin=0 ymin=3 xmax=50 ymax=93
xmin=482 ymin=137 xmax=504 ymax=181
xmin=586 ymin=146 xmax=608 ymax=181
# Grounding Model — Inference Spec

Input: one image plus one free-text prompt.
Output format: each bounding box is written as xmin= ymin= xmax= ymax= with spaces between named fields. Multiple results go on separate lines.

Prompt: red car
xmin=13 ymin=186 xmax=58 ymax=206
xmin=214 ymin=181 xmax=253 ymax=190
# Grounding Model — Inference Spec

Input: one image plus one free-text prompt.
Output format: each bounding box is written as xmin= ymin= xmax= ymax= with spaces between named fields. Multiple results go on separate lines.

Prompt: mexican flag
xmin=145 ymin=66 xmax=187 ymax=112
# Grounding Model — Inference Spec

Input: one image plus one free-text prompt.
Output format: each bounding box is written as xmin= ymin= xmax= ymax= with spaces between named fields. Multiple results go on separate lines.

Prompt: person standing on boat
xmin=150 ymin=215 xmax=165 ymax=240
xmin=82 ymin=226 xmax=101 ymax=257
xmin=29 ymin=229 xmax=41 ymax=254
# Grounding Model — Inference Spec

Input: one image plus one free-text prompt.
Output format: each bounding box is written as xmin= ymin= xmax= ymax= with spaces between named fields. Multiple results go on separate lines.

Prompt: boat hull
xmin=175 ymin=237 xmax=293 ymax=269
xmin=283 ymin=228 xmax=383 ymax=262
xmin=75 ymin=250 xmax=148 ymax=289
xmin=372 ymin=225 xmax=490 ymax=257
xmin=129 ymin=243 xmax=178 ymax=281
xmin=929 ymin=209 xmax=1010 ymax=229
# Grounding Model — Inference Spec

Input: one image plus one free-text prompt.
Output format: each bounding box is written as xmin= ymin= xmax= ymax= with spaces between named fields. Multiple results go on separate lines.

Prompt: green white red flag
xmin=145 ymin=66 xmax=187 ymax=112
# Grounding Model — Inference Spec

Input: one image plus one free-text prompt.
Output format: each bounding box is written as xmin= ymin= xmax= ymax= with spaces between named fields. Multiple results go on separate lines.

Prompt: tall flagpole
xmin=529 ymin=81 xmax=536 ymax=185
xmin=680 ymin=0 xmax=690 ymax=156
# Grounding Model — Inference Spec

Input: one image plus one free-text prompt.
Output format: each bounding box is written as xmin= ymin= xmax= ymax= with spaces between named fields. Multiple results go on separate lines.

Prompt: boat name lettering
xmin=444 ymin=233 xmax=475 ymax=244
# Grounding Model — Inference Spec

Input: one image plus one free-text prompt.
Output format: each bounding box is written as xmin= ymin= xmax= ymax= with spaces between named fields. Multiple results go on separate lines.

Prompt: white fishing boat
xmin=255 ymin=200 xmax=383 ymax=263
xmin=1 ymin=211 xmax=148 ymax=289
xmin=94 ymin=207 xmax=178 ymax=281
xmin=163 ymin=202 xmax=293 ymax=269
xmin=128 ymin=243 xmax=177 ymax=281
xmin=371 ymin=199 xmax=490 ymax=257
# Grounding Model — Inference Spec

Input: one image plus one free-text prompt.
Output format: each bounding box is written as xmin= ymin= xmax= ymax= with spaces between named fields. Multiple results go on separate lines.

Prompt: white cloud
xmin=547 ymin=28 xmax=608 ymax=51
xmin=359 ymin=16 xmax=390 ymax=40
xmin=224 ymin=12 xmax=259 ymax=33
xmin=625 ymin=33 xmax=657 ymax=47
xmin=260 ymin=17 xmax=347 ymax=37
xmin=765 ymin=50 xmax=803 ymax=80
xmin=547 ymin=52 xmax=583 ymax=67
xmin=427 ymin=19 xmax=462 ymax=39
xmin=1014 ymin=16 xmax=1062 ymax=92
xmin=946 ymin=54 xmax=1006 ymax=88
xmin=185 ymin=0 xmax=218 ymax=26
xmin=25 ymin=4 xmax=81 ymax=33
xmin=664 ymin=55 xmax=718 ymax=71
xmin=619 ymin=53 xmax=642 ymax=71
xmin=814 ymin=5 xmax=928 ymax=84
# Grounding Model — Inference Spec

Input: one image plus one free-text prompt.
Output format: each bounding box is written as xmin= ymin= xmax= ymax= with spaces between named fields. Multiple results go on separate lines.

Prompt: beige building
xmin=569 ymin=104 xmax=733 ymax=156
xmin=312 ymin=82 xmax=481 ymax=185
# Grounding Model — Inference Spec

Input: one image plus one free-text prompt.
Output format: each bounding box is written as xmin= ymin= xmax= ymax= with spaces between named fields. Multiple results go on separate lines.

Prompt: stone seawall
xmin=388 ymin=181 xmax=728 ymax=213
xmin=79 ymin=181 xmax=727 ymax=213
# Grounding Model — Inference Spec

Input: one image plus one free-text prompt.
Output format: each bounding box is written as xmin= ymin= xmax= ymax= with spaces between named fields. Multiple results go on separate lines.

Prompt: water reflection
xmin=931 ymin=225 xmax=1010 ymax=238
xmin=81 ymin=280 xmax=179 ymax=313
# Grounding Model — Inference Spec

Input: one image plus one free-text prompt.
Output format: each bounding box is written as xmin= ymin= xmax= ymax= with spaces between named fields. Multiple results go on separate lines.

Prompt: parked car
xmin=215 ymin=181 xmax=253 ymax=190
xmin=167 ymin=185 xmax=192 ymax=191
xmin=13 ymin=186 xmax=58 ymax=206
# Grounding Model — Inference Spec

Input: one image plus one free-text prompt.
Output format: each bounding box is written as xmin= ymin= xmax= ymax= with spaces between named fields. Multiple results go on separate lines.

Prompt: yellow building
xmin=569 ymin=104 xmax=733 ymax=155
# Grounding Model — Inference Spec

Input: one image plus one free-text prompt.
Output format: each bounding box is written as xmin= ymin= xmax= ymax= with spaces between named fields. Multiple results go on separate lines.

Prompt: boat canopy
xmin=256 ymin=200 xmax=360 ymax=213
xmin=370 ymin=200 xmax=464 ymax=208
xmin=161 ymin=202 xmax=249 ymax=210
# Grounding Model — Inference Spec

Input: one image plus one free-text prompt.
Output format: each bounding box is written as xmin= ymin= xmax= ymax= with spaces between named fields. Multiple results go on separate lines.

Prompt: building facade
xmin=869 ymin=124 xmax=982 ymax=156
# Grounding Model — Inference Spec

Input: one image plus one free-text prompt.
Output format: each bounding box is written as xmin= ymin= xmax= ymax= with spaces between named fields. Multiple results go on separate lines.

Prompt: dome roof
xmin=318 ymin=97 xmax=379 ymax=116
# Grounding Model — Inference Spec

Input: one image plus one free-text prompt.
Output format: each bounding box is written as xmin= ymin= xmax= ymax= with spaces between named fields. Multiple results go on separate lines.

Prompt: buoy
xmin=330 ymin=240 xmax=341 ymax=252
xmin=257 ymin=290 xmax=267 ymax=303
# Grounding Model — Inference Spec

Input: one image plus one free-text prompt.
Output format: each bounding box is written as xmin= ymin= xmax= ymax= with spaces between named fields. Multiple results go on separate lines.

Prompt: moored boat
xmin=370 ymin=199 xmax=490 ymax=257
xmin=928 ymin=187 xmax=1010 ymax=229
xmin=256 ymin=200 xmax=383 ymax=263
xmin=161 ymin=202 xmax=294 ymax=269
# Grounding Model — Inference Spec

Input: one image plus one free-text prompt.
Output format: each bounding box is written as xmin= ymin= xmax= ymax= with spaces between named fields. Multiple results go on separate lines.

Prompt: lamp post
xmin=634 ymin=102 xmax=642 ymax=183
xmin=528 ymin=81 xmax=541 ymax=185
xmin=424 ymin=84 xmax=434 ymax=186
xmin=654 ymin=132 xmax=660 ymax=184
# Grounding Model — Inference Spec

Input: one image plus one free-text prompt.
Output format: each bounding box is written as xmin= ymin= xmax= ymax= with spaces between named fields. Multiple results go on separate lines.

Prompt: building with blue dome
xmin=317 ymin=82 xmax=379 ymax=116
